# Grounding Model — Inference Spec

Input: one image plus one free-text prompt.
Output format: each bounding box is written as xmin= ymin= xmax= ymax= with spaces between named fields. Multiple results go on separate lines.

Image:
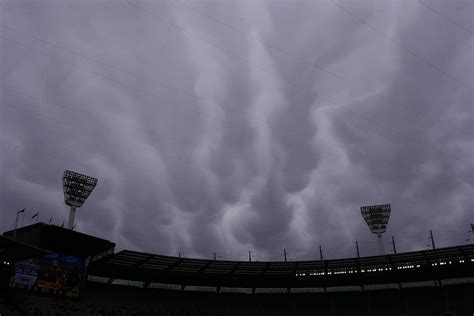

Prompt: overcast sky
xmin=1 ymin=0 xmax=473 ymax=261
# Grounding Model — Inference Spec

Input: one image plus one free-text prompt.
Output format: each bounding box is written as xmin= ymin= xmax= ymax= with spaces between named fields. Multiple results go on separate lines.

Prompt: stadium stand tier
xmin=88 ymin=245 xmax=474 ymax=289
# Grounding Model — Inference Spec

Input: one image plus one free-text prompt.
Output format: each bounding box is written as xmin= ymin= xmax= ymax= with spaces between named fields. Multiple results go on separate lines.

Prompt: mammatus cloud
xmin=1 ymin=0 xmax=472 ymax=260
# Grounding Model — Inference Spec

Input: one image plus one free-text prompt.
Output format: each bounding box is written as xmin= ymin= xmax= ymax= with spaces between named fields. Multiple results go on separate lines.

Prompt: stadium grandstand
xmin=1 ymin=222 xmax=473 ymax=315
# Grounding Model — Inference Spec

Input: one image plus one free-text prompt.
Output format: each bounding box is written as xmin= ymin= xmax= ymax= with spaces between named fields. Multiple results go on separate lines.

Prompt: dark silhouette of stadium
xmin=1 ymin=222 xmax=473 ymax=315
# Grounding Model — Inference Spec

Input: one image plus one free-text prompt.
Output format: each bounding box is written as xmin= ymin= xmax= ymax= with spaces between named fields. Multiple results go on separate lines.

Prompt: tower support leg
xmin=377 ymin=233 xmax=385 ymax=255
xmin=68 ymin=206 xmax=76 ymax=229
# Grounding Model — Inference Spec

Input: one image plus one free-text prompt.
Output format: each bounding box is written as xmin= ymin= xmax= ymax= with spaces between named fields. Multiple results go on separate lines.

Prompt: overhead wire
xmin=117 ymin=2 xmax=474 ymax=167
xmin=1 ymin=3 xmax=472 ymax=149
xmin=1 ymin=19 xmax=472 ymax=153
xmin=2 ymin=84 xmax=349 ymax=186
xmin=330 ymin=0 xmax=474 ymax=93
xmin=0 ymin=31 xmax=341 ymax=154
xmin=417 ymin=0 xmax=474 ymax=36
xmin=125 ymin=0 xmax=474 ymax=138
xmin=168 ymin=0 xmax=474 ymax=137
xmin=4 ymin=33 xmax=468 ymax=194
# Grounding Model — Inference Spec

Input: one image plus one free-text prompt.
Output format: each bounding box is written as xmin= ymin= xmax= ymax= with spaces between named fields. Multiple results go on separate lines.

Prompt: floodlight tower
xmin=361 ymin=204 xmax=391 ymax=255
xmin=62 ymin=170 xmax=98 ymax=230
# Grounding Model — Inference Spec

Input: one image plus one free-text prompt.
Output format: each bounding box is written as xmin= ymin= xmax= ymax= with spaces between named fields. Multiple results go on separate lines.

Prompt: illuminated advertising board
xmin=360 ymin=204 xmax=391 ymax=234
xmin=37 ymin=253 xmax=84 ymax=297
xmin=13 ymin=258 xmax=39 ymax=287
xmin=10 ymin=253 xmax=85 ymax=297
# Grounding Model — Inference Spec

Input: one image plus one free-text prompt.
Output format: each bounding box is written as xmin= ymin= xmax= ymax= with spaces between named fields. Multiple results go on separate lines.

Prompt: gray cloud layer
xmin=1 ymin=0 xmax=473 ymax=261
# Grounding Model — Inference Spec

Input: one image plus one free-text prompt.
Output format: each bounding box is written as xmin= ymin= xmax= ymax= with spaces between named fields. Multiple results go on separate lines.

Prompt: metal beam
xmin=164 ymin=257 xmax=184 ymax=272
xmin=131 ymin=254 xmax=154 ymax=269
xmin=260 ymin=262 xmax=270 ymax=277
xmin=229 ymin=261 xmax=242 ymax=276
xmin=198 ymin=260 xmax=214 ymax=274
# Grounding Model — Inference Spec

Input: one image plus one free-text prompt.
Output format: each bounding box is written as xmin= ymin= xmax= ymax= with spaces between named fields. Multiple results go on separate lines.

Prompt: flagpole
xmin=13 ymin=208 xmax=25 ymax=239
xmin=32 ymin=212 xmax=40 ymax=224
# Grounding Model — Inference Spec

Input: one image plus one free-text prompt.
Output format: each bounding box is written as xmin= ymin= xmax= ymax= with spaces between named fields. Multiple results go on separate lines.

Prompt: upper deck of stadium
xmin=88 ymin=244 xmax=474 ymax=289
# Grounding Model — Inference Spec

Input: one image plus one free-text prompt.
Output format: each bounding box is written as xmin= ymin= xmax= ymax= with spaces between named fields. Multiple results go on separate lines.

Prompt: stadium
xmin=1 ymin=219 xmax=473 ymax=315
xmin=1 ymin=0 xmax=474 ymax=315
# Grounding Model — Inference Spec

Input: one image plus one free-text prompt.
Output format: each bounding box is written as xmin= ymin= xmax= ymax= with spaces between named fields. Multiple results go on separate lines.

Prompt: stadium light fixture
xmin=360 ymin=204 xmax=391 ymax=255
xmin=62 ymin=170 xmax=98 ymax=230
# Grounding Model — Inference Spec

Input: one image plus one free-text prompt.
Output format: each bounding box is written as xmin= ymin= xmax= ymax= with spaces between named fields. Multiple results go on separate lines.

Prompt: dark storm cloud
xmin=1 ymin=0 xmax=472 ymax=260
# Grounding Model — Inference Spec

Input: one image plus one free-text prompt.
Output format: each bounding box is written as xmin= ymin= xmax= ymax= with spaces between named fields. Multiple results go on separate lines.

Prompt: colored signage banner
xmin=11 ymin=253 xmax=85 ymax=297
xmin=13 ymin=258 xmax=39 ymax=287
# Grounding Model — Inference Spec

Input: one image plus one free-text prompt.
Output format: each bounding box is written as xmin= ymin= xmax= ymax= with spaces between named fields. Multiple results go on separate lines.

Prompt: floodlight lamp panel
xmin=360 ymin=204 xmax=391 ymax=234
xmin=62 ymin=170 xmax=98 ymax=208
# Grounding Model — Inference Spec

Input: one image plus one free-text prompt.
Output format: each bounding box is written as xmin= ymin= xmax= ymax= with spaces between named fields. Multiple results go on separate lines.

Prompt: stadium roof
xmin=89 ymin=244 xmax=474 ymax=288
xmin=0 ymin=235 xmax=51 ymax=262
xmin=3 ymin=223 xmax=115 ymax=258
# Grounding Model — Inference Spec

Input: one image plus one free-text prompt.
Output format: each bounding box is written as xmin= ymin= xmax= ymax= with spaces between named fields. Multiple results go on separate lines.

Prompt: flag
xmin=32 ymin=212 xmax=39 ymax=219
xmin=49 ymin=216 xmax=53 ymax=224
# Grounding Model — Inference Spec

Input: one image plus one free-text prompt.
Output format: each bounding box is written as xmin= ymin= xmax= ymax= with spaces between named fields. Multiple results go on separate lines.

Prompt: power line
xmin=330 ymin=0 xmax=474 ymax=93
xmin=2 ymin=67 xmax=459 ymax=178
xmin=417 ymin=0 xmax=474 ymax=36
xmin=6 ymin=78 xmax=471 ymax=196
xmin=1 ymin=22 xmax=472 ymax=147
xmin=167 ymin=0 xmax=474 ymax=140
xmin=0 ymin=34 xmax=344 ymax=155
xmin=123 ymin=1 xmax=474 ymax=137
xmin=2 ymin=3 xmax=472 ymax=145
xmin=170 ymin=0 xmax=473 ymax=133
